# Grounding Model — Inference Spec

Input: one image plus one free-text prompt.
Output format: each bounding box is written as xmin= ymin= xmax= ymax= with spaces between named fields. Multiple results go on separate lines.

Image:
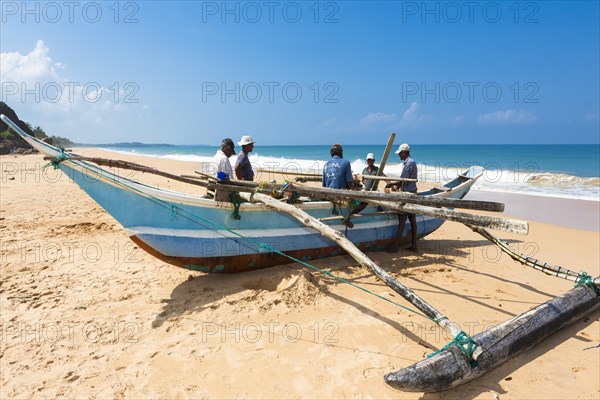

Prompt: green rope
xmin=575 ymin=272 xmax=600 ymax=295
xmin=349 ymin=199 xmax=362 ymax=208
xmin=288 ymin=191 xmax=300 ymax=204
xmin=43 ymin=150 xmax=68 ymax=171
xmin=427 ymin=330 xmax=480 ymax=367
xmin=231 ymin=192 xmax=242 ymax=220
xmin=64 ymin=160 xmax=448 ymax=324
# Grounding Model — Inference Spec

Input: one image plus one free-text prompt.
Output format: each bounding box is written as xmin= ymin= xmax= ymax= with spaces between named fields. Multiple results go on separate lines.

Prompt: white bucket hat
xmin=395 ymin=143 xmax=410 ymax=154
xmin=366 ymin=153 xmax=375 ymax=160
xmin=238 ymin=135 xmax=256 ymax=146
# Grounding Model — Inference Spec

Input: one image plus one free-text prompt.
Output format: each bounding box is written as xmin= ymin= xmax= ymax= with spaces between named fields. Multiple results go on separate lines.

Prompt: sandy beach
xmin=1 ymin=149 xmax=599 ymax=399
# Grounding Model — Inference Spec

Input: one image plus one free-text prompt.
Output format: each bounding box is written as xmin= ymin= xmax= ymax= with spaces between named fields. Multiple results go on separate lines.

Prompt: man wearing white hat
xmin=361 ymin=152 xmax=381 ymax=191
xmin=235 ymin=135 xmax=255 ymax=181
xmin=387 ymin=143 xmax=418 ymax=252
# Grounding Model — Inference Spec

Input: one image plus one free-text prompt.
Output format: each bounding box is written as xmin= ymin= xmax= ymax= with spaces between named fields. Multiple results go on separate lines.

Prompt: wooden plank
xmin=385 ymin=285 xmax=600 ymax=392
xmin=286 ymin=183 xmax=505 ymax=212
xmin=361 ymin=174 xmax=418 ymax=182
xmin=244 ymin=191 xmax=481 ymax=360
xmin=374 ymin=199 xmax=527 ymax=235
xmin=295 ymin=176 xmax=322 ymax=182
xmin=256 ymin=168 xmax=322 ymax=177
xmin=319 ymin=211 xmax=400 ymax=222
xmin=190 ymin=170 xmax=219 ymax=181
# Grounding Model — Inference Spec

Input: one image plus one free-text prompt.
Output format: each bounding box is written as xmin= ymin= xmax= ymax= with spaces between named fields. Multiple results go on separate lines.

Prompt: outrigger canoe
xmin=2 ymin=114 xmax=483 ymax=273
xmin=2 ymin=114 xmax=598 ymax=392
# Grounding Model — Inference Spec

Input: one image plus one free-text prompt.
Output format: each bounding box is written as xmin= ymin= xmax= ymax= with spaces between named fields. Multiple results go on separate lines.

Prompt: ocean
xmin=96 ymin=144 xmax=600 ymax=201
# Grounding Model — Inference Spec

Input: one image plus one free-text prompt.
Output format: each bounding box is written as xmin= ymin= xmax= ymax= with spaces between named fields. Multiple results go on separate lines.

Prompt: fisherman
xmin=213 ymin=138 xmax=235 ymax=179
xmin=344 ymin=152 xmax=387 ymax=222
xmin=235 ymin=135 xmax=255 ymax=181
xmin=322 ymin=144 xmax=353 ymax=189
xmin=361 ymin=152 xmax=384 ymax=191
xmin=198 ymin=138 xmax=235 ymax=201
xmin=386 ymin=143 xmax=418 ymax=252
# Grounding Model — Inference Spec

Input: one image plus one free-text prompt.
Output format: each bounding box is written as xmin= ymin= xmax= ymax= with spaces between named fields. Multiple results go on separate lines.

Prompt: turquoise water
xmin=94 ymin=144 xmax=600 ymax=201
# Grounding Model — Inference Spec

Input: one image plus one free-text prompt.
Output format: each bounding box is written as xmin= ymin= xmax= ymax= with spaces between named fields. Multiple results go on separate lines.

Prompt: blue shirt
xmin=322 ymin=156 xmax=353 ymax=189
xmin=400 ymin=156 xmax=418 ymax=193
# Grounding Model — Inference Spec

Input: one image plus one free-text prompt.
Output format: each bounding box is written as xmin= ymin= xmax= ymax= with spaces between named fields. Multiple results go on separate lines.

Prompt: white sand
xmin=1 ymin=150 xmax=598 ymax=399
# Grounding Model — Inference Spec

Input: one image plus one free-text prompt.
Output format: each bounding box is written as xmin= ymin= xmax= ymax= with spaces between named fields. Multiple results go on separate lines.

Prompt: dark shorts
xmin=399 ymin=189 xmax=417 ymax=219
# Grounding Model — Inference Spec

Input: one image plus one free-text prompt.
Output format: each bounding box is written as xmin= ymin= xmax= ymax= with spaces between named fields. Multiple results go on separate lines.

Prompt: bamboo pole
xmin=244 ymin=191 xmax=482 ymax=360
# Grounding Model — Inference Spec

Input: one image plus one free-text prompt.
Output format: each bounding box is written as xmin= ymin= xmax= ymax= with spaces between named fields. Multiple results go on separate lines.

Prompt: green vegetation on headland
xmin=0 ymin=122 xmax=175 ymax=155
xmin=0 ymin=122 xmax=75 ymax=154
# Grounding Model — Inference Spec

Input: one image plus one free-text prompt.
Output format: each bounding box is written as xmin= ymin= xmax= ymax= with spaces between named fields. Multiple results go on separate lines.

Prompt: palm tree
xmin=32 ymin=126 xmax=47 ymax=139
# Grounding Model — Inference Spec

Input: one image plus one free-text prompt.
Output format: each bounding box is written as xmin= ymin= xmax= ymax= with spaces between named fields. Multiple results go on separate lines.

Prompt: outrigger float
xmin=3 ymin=114 xmax=598 ymax=392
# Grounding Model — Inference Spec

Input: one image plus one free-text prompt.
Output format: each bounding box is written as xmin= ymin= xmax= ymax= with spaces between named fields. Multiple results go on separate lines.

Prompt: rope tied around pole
xmin=575 ymin=272 xmax=600 ymax=295
xmin=427 ymin=330 xmax=480 ymax=367
xmin=231 ymin=192 xmax=242 ymax=220
xmin=43 ymin=150 xmax=68 ymax=171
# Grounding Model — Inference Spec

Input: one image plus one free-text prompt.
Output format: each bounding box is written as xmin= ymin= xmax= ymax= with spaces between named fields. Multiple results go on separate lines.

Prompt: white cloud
xmin=453 ymin=115 xmax=465 ymax=125
xmin=477 ymin=109 xmax=536 ymax=124
xmin=359 ymin=112 xmax=397 ymax=125
xmin=322 ymin=117 xmax=338 ymax=127
xmin=399 ymin=102 xmax=432 ymax=128
xmin=323 ymin=103 xmax=431 ymax=134
xmin=1 ymin=41 xmax=133 ymax=140
xmin=0 ymin=40 xmax=63 ymax=83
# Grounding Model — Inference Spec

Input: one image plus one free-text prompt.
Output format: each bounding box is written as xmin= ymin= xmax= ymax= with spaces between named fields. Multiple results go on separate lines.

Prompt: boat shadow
xmin=396 ymin=238 xmax=557 ymax=299
xmin=152 ymin=236 xmax=565 ymax=353
xmin=152 ymin=261 xmax=440 ymax=351
xmin=151 ymin=265 xmax=300 ymax=328
xmin=417 ymin=308 xmax=599 ymax=400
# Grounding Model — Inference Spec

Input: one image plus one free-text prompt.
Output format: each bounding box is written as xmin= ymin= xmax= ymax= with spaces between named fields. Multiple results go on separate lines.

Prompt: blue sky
xmin=1 ymin=1 xmax=598 ymax=144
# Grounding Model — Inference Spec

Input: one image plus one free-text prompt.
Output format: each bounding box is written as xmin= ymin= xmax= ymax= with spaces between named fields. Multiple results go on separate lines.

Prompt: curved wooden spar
xmin=243 ymin=191 xmax=482 ymax=361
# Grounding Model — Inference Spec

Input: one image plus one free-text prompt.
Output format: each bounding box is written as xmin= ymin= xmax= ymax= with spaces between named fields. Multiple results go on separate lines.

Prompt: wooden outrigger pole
xmin=247 ymin=191 xmax=598 ymax=392
xmin=243 ymin=191 xmax=483 ymax=361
